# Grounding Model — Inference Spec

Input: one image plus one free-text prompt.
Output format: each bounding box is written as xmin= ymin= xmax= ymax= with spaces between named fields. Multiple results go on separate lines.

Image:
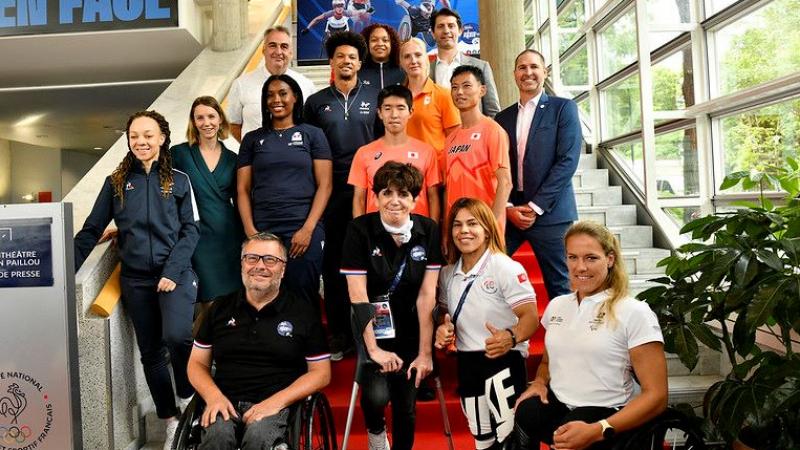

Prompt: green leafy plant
xmin=637 ymin=158 xmax=800 ymax=448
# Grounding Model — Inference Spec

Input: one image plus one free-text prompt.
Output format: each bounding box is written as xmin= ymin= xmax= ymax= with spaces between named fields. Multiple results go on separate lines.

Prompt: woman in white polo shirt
xmin=435 ymin=197 xmax=539 ymax=450
xmin=513 ymin=221 xmax=668 ymax=450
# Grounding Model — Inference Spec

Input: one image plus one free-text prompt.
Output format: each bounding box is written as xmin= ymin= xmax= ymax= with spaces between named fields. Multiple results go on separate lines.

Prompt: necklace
xmin=330 ymin=83 xmax=361 ymax=121
xmin=273 ymin=125 xmax=294 ymax=138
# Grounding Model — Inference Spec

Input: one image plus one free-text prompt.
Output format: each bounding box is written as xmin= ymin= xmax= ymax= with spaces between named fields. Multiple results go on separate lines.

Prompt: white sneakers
xmin=367 ymin=430 xmax=391 ymax=450
xmin=163 ymin=416 xmax=180 ymax=450
xmin=177 ymin=395 xmax=193 ymax=414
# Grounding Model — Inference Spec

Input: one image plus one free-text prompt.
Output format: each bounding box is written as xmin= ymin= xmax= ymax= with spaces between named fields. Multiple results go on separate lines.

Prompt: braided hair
xmin=110 ymin=110 xmax=174 ymax=207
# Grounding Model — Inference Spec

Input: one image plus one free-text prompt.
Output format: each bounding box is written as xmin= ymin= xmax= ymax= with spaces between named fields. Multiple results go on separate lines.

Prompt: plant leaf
xmin=747 ymin=281 xmax=790 ymax=332
xmin=687 ymin=322 xmax=722 ymax=351
xmin=756 ymin=249 xmax=785 ymax=272
xmin=720 ymin=171 xmax=749 ymax=190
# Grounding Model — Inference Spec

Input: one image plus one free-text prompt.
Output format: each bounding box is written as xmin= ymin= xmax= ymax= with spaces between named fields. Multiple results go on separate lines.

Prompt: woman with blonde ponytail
xmin=513 ymin=221 xmax=668 ymax=450
xmin=75 ymin=110 xmax=200 ymax=450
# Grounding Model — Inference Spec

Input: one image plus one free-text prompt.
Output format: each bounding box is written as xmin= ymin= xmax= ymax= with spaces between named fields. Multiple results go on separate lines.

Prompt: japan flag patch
xmin=517 ymin=273 xmax=528 ymax=284
xmin=408 ymin=151 xmax=419 ymax=159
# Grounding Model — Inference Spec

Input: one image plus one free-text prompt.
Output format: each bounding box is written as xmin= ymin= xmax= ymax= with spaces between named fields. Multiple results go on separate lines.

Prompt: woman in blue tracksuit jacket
xmin=75 ymin=110 xmax=200 ymax=431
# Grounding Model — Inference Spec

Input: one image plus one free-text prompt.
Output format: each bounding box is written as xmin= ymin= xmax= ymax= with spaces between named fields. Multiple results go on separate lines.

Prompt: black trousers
xmin=322 ymin=188 xmax=354 ymax=342
xmin=514 ymin=389 xmax=619 ymax=450
xmin=360 ymin=367 xmax=418 ymax=450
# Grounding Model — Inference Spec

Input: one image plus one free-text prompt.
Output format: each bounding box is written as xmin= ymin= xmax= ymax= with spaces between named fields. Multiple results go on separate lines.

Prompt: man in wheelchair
xmin=187 ymin=232 xmax=332 ymax=450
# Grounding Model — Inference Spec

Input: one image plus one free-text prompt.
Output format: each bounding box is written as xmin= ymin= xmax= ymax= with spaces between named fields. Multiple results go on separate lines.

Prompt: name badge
xmin=372 ymin=300 xmax=396 ymax=339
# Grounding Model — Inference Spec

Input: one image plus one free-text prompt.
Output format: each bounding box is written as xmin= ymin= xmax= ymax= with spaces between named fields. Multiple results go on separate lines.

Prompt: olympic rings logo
xmin=0 ymin=425 xmax=33 ymax=444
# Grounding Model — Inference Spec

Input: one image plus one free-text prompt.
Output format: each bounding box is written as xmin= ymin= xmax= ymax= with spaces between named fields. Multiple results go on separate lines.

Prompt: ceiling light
xmin=15 ymin=113 xmax=46 ymax=127
xmin=93 ymin=147 xmax=103 ymax=150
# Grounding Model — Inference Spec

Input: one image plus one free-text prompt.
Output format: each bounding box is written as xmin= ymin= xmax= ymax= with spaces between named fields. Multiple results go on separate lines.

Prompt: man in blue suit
xmin=495 ymin=49 xmax=583 ymax=299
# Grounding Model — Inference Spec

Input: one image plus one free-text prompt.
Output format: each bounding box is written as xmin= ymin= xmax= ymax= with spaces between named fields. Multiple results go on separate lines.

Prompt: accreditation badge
xmin=371 ymin=299 xmax=396 ymax=339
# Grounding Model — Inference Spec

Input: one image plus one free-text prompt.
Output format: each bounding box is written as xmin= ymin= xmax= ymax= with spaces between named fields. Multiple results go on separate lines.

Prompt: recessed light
xmin=15 ymin=113 xmax=46 ymax=127
xmin=93 ymin=147 xmax=103 ymax=150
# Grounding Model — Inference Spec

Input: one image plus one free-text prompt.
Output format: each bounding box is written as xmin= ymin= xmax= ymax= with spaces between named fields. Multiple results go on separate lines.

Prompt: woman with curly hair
xmin=75 ymin=110 xmax=200 ymax=449
xmin=359 ymin=23 xmax=405 ymax=89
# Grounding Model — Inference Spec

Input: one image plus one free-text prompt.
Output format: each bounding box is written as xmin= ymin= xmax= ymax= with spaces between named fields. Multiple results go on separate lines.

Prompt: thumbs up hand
xmin=435 ymin=314 xmax=455 ymax=349
xmin=485 ymin=322 xmax=513 ymax=359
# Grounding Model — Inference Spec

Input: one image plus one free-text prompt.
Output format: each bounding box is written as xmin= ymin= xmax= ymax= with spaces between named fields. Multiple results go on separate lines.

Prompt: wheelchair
xmin=611 ymin=407 xmax=707 ymax=450
xmin=170 ymin=392 xmax=337 ymax=450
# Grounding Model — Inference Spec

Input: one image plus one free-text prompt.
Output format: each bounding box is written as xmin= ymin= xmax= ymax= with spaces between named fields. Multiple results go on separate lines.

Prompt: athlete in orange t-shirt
xmin=348 ymin=85 xmax=442 ymax=221
xmin=400 ymin=37 xmax=461 ymax=177
xmin=444 ymin=65 xmax=512 ymax=228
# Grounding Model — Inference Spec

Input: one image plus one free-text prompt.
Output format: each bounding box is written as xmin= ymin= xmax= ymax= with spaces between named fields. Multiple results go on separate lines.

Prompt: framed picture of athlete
xmin=297 ymin=0 xmax=480 ymax=64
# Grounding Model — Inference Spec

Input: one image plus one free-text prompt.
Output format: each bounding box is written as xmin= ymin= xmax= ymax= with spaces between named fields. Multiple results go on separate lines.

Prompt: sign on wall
xmin=0 ymin=203 xmax=82 ymax=450
xmin=0 ymin=218 xmax=53 ymax=288
xmin=0 ymin=0 xmax=178 ymax=37
xmin=297 ymin=0 xmax=480 ymax=64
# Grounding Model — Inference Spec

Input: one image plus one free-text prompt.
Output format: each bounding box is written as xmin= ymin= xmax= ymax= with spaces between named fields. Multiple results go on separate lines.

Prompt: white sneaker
xmin=367 ymin=430 xmax=390 ymax=450
xmin=177 ymin=395 xmax=193 ymax=414
xmin=163 ymin=417 xmax=180 ymax=450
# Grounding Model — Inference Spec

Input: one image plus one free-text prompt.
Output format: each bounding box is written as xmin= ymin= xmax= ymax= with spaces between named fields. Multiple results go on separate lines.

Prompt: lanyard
xmin=450 ymin=254 xmax=491 ymax=325
xmin=386 ymin=253 xmax=409 ymax=298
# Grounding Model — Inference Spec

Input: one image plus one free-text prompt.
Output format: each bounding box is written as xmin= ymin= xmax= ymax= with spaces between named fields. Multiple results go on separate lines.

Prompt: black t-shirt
xmin=340 ymin=213 xmax=443 ymax=357
xmin=303 ymin=82 xmax=380 ymax=188
xmin=194 ymin=289 xmax=330 ymax=403
xmin=238 ymin=123 xmax=331 ymax=234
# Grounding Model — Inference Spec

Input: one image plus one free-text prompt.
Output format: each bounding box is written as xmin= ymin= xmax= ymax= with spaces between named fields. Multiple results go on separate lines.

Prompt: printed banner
xmin=297 ymin=0 xmax=480 ymax=63
xmin=0 ymin=0 xmax=178 ymax=37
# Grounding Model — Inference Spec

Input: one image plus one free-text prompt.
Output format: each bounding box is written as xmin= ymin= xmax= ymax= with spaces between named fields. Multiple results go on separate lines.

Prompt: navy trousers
xmin=506 ymin=221 xmax=572 ymax=300
xmin=120 ymin=269 xmax=196 ymax=419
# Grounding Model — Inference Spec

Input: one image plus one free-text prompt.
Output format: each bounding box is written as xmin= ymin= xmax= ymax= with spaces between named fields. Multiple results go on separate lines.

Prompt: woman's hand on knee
xmin=369 ymin=348 xmax=403 ymax=373
xmin=514 ymin=380 xmax=548 ymax=411
xmin=201 ymin=394 xmax=238 ymax=428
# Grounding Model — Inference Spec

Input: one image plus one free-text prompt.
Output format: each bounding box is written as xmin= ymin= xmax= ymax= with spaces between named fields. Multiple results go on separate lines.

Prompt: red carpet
xmin=322 ymin=244 xmax=548 ymax=449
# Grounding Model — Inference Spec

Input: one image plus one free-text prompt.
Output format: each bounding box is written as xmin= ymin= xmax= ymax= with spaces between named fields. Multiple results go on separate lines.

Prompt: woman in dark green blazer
xmin=171 ymin=96 xmax=243 ymax=306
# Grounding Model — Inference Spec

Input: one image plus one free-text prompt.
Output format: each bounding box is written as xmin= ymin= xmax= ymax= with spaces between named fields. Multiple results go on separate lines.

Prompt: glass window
xmin=664 ymin=206 xmax=701 ymax=228
xmin=577 ymin=96 xmax=591 ymax=118
xmin=655 ymin=127 xmax=699 ymax=197
xmin=602 ymin=74 xmax=641 ymax=138
xmin=652 ymin=48 xmax=695 ymax=111
xmin=706 ymin=0 xmax=739 ymax=17
xmin=558 ymin=0 xmax=586 ymax=54
xmin=598 ymin=8 xmax=638 ymax=79
xmin=610 ymin=140 xmax=645 ymax=186
xmin=647 ymin=0 xmax=691 ymax=24
xmin=540 ymin=25 xmax=552 ymax=65
xmin=715 ymin=0 xmax=800 ymax=97
xmin=719 ymin=97 xmax=800 ymax=183
xmin=538 ymin=0 xmax=550 ymax=27
xmin=649 ymin=31 xmax=682 ymax=52
xmin=561 ymin=45 xmax=589 ymax=86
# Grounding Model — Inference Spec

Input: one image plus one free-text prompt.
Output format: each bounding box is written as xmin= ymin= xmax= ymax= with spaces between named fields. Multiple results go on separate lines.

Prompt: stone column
xmin=478 ymin=0 xmax=525 ymax=108
xmin=212 ymin=0 xmax=242 ymax=51
xmin=240 ymin=0 xmax=249 ymax=41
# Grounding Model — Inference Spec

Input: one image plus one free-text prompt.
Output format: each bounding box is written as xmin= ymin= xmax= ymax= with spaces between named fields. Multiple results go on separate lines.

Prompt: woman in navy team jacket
xmin=75 ymin=110 xmax=200 ymax=438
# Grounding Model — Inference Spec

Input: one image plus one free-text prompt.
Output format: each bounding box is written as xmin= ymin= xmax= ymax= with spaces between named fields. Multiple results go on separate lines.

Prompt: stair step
xmin=667 ymin=375 xmax=722 ymax=405
xmin=608 ymin=225 xmax=653 ymax=248
xmin=577 ymin=152 xmax=597 ymax=170
xmin=573 ymin=168 xmax=609 ymax=188
xmin=574 ymin=185 xmax=622 ymax=206
xmin=623 ymin=248 xmax=670 ymax=275
xmin=578 ymin=204 xmax=637 ymax=226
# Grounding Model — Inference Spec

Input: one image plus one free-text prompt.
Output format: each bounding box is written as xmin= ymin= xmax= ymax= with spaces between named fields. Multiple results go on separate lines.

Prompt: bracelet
xmin=505 ymin=328 xmax=517 ymax=346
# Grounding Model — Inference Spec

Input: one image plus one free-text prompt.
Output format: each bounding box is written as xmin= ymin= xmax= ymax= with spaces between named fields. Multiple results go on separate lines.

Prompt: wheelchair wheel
xmin=172 ymin=397 xmax=202 ymax=450
xmin=614 ymin=408 xmax=707 ymax=450
xmin=298 ymin=393 xmax=337 ymax=450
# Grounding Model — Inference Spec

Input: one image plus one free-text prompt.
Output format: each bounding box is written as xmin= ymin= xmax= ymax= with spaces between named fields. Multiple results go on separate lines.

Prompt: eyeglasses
xmin=241 ymin=253 xmax=287 ymax=267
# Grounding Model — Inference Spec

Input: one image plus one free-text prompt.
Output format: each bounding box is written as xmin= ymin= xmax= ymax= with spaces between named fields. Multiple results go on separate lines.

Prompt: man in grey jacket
xmin=428 ymin=7 xmax=500 ymax=117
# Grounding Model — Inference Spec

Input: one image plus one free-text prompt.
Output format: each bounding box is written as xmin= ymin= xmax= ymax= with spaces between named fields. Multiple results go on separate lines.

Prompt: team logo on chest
xmin=481 ymin=277 xmax=498 ymax=294
xmin=410 ymin=245 xmax=427 ymax=261
xmin=125 ymin=182 xmax=135 ymax=191
xmin=360 ymin=101 xmax=371 ymax=114
xmin=424 ymin=95 xmax=431 ymax=105
xmin=374 ymin=152 xmax=383 ymax=161
xmin=471 ymin=132 xmax=481 ymax=140
xmin=290 ymin=131 xmax=304 ymax=146
xmin=323 ymin=105 xmax=332 ymax=113
xmin=277 ymin=321 xmax=294 ymax=337
xmin=372 ymin=246 xmax=383 ymax=257
xmin=407 ymin=151 xmax=419 ymax=159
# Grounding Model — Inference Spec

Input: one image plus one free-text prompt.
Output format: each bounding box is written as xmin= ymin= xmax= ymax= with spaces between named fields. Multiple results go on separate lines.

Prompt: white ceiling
xmin=0 ymin=28 xmax=203 ymax=152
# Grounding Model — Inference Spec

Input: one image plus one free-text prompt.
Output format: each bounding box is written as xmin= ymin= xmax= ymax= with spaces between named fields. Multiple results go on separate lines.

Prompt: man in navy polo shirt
xmin=188 ymin=232 xmax=331 ymax=450
xmin=304 ymin=30 xmax=380 ymax=361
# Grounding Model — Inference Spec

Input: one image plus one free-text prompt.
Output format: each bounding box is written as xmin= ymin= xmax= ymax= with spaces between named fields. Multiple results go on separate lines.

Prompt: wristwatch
xmin=505 ymin=328 xmax=517 ymax=346
xmin=598 ymin=419 xmax=615 ymax=439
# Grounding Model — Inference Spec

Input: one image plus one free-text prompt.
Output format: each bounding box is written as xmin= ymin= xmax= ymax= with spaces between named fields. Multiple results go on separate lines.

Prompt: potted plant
xmin=637 ymin=159 xmax=800 ymax=449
